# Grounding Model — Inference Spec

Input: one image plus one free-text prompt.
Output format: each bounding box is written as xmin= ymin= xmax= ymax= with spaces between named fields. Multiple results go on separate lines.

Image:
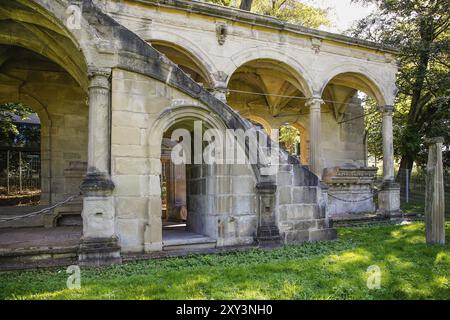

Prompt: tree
xmin=0 ymin=103 xmax=37 ymax=147
xmin=239 ymin=0 xmax=253 ymax=11
xmin=279 ymin=125 xmax=300 ymax=155
xmin=350 ymin=0 xmax=450 ymax=171
xmin=203 ymin=0 xmax=330 ymax=27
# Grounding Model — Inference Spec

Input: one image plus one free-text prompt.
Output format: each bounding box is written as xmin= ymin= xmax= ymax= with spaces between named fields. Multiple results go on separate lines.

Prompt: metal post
xmin=6 ymin=150 xmax=10 ymax=195
xmin=19 ymin=151 xmax=22 ymax=192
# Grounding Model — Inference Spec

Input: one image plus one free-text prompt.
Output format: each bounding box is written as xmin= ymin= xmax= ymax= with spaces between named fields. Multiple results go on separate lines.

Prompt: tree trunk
xmin=239 ymin=0 xmax=253 ymax=11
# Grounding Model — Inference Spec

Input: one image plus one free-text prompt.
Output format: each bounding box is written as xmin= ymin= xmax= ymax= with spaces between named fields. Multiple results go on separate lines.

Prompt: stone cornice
xmin=130 ymin=0 xmax=399 ymax=55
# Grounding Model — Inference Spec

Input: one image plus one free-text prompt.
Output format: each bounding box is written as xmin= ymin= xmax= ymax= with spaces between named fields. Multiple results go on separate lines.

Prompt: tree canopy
xmin=202 ymin=0 xmax=331 ymax=28
xmin=349 ymin=0 xmax=449 ymax=170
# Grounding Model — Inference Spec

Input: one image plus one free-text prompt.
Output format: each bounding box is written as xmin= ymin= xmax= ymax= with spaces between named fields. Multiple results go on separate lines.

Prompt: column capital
xmin=306 ymin=97 xmax=324 ymax=109
xmin=378 ymin=105 xmax=395 ymax=114
xmin=425 ymin=136 xmax=444 ymax=145
xmin=88 ymin=67 xmax=111 ymax=90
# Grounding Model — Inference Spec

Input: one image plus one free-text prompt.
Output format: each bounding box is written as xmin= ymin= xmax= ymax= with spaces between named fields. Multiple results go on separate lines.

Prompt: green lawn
xmin=1 ymin=222 xmax=449 ymax=300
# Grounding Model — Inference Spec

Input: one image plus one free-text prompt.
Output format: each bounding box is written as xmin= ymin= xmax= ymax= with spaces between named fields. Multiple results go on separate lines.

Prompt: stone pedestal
xmin=377 ymin=181 xmax=401 ymax=218
xmin=79 ymin=172 xmax=121 ymax=266
xmin=323 ymin=166 xmax=377 ymax=216
xmin=425 ymin=137 xmax=445 ymax=245
xmin=255 ymin=182 xmax=281 ymax=245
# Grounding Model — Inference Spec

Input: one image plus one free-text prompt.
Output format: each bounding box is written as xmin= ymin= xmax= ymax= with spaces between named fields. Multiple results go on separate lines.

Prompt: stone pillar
xmin=306 ymin=97 xmax=323 ymax=177
xmin=377 ymin=105 xmax=400 ymax=218
xmin=79 ymin=67 xmax=121 ymax=266
xmin=255 ymin=181 xmax=281 ymax=246
xmin=425 ymin=137 xmax=445 ymax=245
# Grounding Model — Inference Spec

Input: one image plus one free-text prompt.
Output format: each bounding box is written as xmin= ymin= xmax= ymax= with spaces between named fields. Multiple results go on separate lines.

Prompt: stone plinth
xmin=324 ymin=166 xmax=378 ymax=217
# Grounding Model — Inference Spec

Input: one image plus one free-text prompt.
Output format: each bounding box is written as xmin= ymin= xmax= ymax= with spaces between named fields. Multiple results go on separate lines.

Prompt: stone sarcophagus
xmin=323 ymin=165 xmax=378 ymax=217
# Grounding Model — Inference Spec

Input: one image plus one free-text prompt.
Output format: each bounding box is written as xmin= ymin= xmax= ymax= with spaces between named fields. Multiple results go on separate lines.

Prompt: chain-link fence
xmin=0 ymin=149 xmax=41 ymax=195
xmin=397 ymin=168 xmax=450 ymax=218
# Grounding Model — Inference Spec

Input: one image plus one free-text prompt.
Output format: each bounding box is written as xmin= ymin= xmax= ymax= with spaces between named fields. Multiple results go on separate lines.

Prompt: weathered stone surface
xmin=425 ymin=137 xmax=446 ymax=245
xmin=2 ymin=0 xmax=398 ymax=267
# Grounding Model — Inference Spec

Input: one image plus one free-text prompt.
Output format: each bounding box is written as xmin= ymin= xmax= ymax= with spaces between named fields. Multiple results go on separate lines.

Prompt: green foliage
xmin=0 ymin=103 xmax=39 ymax=148
xmin=252 ymin=0 xmax=330 ymax=27
xmin=1 ymin=223 xmax=449 ymax=299
xmin=201 ymin=0 xmax=331 ymax=28
xmin=279 ymin=125 xmax=300 ymax=155
xmin=349 ymin=0 xmax=450 ymax=169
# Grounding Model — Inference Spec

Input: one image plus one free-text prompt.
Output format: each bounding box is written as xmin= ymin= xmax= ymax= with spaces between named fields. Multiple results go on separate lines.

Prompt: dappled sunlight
xmin=1 ymin=223 xmax=449 ymax=300
xmin=434 ymin=251 xmax=450 ymax=265
xmin=433 ymin=275 xmax=449 ymax=290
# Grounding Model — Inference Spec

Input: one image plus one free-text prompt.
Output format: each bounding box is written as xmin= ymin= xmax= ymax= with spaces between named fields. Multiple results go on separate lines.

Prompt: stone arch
xmin=247 ymin=115 xmax=273 ymax=136
xmin=0 ymin=0 xmax=92 ymax=91
xmin=146 ymin=31 xmax=218 ymax=87
xmin=148 ymin=104 xmax=229 ymax=159
xmin=291 ymin=122 xmax=309 ymax=165
xmin=225 ymin=47 xmax=314 ymax=97
xmin=144 ymin=103 xmax=259 ymax=251
xmin=319 ymin=65 xmax=389 ymax=106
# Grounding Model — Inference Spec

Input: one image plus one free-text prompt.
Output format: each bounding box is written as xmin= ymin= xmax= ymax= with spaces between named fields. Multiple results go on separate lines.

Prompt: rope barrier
xmin=327 ymin=189 xmax=379 ymax=203
xmin=0 ymin=194 xmax=80 ymax=223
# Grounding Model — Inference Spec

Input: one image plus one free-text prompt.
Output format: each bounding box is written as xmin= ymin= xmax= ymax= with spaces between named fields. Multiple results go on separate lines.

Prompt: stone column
xmin=79 ymin=67 xmax=121 ymax=266
xmin=306 ymin=97 xmax=323 ymax=177
xmin=377 ymin=105 xmax=400 ymax=218
xmin=425 ymin=137 xmax=445 ymax=245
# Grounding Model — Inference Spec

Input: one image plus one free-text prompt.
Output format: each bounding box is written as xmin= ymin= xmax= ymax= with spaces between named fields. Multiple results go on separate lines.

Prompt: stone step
xmin=162 ymin=234 xmax=216 ymax=251
xmin=0 ymin=226 xmax=82 ymax=271
xmin=0 ymin=245 xmax=78 ymax=271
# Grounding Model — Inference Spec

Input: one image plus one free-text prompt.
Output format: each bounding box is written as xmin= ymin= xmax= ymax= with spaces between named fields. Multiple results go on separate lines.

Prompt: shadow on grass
xmin=1 ymin=223 xmax=449 ymax=300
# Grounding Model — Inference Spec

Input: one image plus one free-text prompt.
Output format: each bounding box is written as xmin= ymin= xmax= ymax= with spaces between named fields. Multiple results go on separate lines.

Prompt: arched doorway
xmin=0 ymin=1 xmax=89 ymax=251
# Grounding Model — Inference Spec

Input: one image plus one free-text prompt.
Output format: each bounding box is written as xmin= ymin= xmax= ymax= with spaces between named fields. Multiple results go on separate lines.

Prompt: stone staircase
xmin=275 ymin=152 xmax=336 ymax=243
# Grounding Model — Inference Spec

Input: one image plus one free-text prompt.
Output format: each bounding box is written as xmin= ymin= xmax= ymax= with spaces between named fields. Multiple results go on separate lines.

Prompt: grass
xmin=0 ymin=222 xmax=449 ymax=300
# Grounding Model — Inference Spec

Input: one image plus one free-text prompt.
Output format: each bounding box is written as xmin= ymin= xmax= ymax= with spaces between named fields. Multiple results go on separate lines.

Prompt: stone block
xmin=278 ymin=186 xmax=292 ymax=205
xmin=112 ymin=126 xmax=141 ymax=145
xmin=114 ymin=158 xmax=149 ymax=175
xmin=292 ymin=187 xmax=317 ymax=204
xmin=113 ymin=175 xmax=149 ymax=197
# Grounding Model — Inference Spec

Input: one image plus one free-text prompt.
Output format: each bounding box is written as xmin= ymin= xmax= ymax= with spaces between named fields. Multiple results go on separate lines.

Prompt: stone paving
xmin=0 ymin=226 xmax=82 ymax=251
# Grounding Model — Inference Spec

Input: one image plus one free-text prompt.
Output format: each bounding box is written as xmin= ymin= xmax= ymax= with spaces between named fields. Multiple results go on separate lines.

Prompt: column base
xmin=78 ymin=236 xmax=122 ymax=266
xmin=377 ymin=181 xmax=401 ymax=218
